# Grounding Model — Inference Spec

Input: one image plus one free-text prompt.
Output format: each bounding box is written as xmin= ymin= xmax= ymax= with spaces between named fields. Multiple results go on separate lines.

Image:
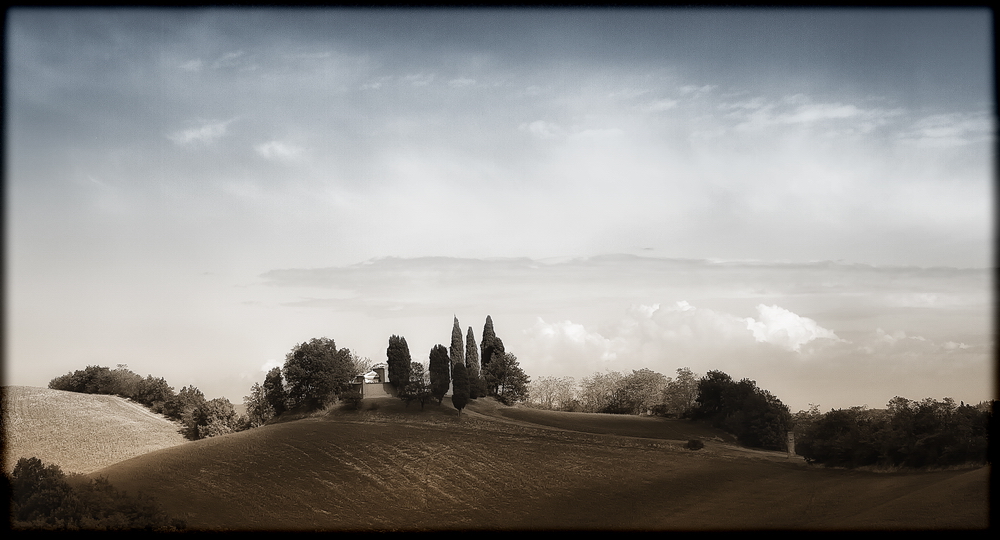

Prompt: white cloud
xmin=745 ymin=304 xmax=842 ymax=352
xmin=168 ymin=120 xmax=231 ymax=146
xmin=260 ymin=359 xmax=282 ymax=373
xmin=897 ymin=112 xmax=993 ymax=147
xmin=178 ymin=59 xmax=203 ymax=72
xmin=448 ymin=77 xmax=476 ymax=88
xmin=644 ymin=98 xmax=678 ymax=112
xmin=255 ymin=140 xmax=304 ymax=161
xmin=519 ymin=120 xmax=563 ymax=139
xmin=403 ymin=73 xmax=434 ymax=86
xmin=212 ymin=50 xmax=247 ymax=69
xmin=679 ymin=84 xmax=716 ymax=96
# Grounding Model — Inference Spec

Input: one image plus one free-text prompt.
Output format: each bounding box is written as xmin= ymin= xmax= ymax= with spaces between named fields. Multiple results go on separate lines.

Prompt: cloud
xmin=167 ymin=120 xmax=232 ymax=146
xmin=255 ymin=140 xmax=304 ymax=161
xmin=403 ymin=73 xmax=434 ymax=87
xmin=178 ymin=59 xmax=203 ymax=72
xmin=744 ymin=304 xmax=843 ymax=351
xmin=897 ymin=112 xmax=993 ymax=147
xmin=212 ymin=50 xmax=247 ymax=70
xmin=519 ymin=120 xmax=563 ymax=139
xmin=643 ymin=98 xmax=678 ymax=112
xmin=260 ymin=359 xmax=282 ymax=373
xmin=448 ymin=77 xmax=476 ymax=88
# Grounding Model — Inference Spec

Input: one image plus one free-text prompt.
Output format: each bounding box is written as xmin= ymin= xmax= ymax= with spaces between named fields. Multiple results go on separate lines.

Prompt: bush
xmin=340 ymin=389 xmax=363 ymax=410
xmin=685 ymin=439 xmax=705 ymax=451
xmin=8 ymin=457 xmax=184 ymax=530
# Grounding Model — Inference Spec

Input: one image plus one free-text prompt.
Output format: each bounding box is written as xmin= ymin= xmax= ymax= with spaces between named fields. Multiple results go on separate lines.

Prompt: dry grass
xmin=2 ymin=386 xmax=189 ymax=474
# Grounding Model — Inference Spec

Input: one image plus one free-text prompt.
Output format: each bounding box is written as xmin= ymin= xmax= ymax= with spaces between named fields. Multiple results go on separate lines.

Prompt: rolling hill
xmin=86 ymin=396 xmax=989 ymax=531
xmin=2 ymin=386 xmax=189 ymax=474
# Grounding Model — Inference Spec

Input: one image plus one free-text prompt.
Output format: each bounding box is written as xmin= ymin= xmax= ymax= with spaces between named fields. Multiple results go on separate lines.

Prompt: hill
xmin=90 ymin=396 xmax=990 ymax=530
xmin=2 ymin=386 xmax=189 ymax=474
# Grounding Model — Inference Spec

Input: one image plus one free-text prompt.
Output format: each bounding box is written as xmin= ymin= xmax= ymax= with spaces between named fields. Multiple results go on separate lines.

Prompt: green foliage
xmin=386 ymin=335 xmax=413 ymax=390
xmin=283 ymin=337 xmax=356 ymax=411
xmin=8 ymin=457 xmax=184 ymax=531
xmin=796 ymin=397 xmax=992 ymax=468
xmin=429 ymin=344 xmax=451 ymax=404
xmin=465 ymin=326 xmax=483 ymax=399
xmin=452 ymin=362 xmax=470 ymax=415
xmin=689 ymin=370 xmax=792 ymax=451
xmin=483 ymin=351 xmax=530 ymax=405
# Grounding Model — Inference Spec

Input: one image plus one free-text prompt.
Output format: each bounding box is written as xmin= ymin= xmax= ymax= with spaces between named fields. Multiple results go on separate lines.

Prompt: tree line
xmin=48 ymin=364 xmax=243 ymax=441
xmin=6 ymin=456 xmax=185 ymax=531
xmin=243 ymin=315 xmax=531 ymax=424
xmin=792 ymin=397 xmax=993 ymax=468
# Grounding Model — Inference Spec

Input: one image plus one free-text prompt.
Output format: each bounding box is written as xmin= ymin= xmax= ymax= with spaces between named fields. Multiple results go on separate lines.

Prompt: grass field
xmin=88 ymin=396 xmax=990 ymax=531
xmin=2 ymin=386 xmax=189 ymax=474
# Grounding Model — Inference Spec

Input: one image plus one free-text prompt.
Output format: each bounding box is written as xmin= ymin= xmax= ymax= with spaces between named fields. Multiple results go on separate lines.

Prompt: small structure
xmin=350 ymin=362 xmax=396 ymax=398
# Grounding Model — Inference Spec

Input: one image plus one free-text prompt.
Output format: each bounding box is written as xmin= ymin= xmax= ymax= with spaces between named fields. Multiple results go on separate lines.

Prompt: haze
xmin=5 ymin=8 xmax=994 ymax=413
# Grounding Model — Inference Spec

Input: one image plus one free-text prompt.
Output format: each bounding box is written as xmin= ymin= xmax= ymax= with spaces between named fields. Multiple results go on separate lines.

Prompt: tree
xmin=243 ymin=382 xmax=274 ymax=428
xmin=465 ymin=326 xmax=483 ymax=399
xmin=429 ymin=345 xmax=451 ymax=404
xmin=262 ymin=367 xmax=288 ymax=416
xmin=483 ymin=351 xmax=530 ymax=405
xmin=386 ymin=335 xmax=412 ymax=390
xmin=579 ymin=371 xmax=624 ymax=413
xmin=162 ymin=385 xmax=207 ymax=440
xmin=450 ymin=316 xmax=465 ymax=368
xmin=399 ymin=361 xmax=431 ymax=409
xmin=481 ymin=315 xmax=497 ymax=370
xmin=658 ymin=367 xmax=700 ymax=418
xmin=283 ymin=337 xmax=355 ymax=411
xmin=349 ymin=350 xmax=375 ymax=381
xmin=689 ymin=371 xmax=792 ymax=451
xmin=452 ymin=363 xmax=470 ymax=416
xmin=193 ymin=398 xmax=241 ymax=439
xmin=527 ymin=376 xmax=577 ymax=411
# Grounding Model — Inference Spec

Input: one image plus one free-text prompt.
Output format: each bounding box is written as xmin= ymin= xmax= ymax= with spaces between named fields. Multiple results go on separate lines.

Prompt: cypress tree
xmin=452 ymin=362 xmax=470 ymax=416
xmin=450 ymin=316 xmax=465 ymax=367
xmin=466 ymin=326 xmax=482 ymax=399
xmin=481 ymin=315 xmax=497 ymax=370
xmin=429 ymin=344 xmax=451 ymax=404
xmin=386 ymin=335 xmax=412 ymax=389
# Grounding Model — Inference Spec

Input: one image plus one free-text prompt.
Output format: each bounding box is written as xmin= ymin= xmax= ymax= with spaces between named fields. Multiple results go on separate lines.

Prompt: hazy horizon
xmin=5 ymin=8 xmax=994 ymax=413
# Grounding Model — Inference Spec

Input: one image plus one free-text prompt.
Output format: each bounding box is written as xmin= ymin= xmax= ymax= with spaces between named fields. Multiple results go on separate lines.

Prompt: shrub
xmin=340 ymin=389 xmax=363 ymax=410
xmin=685 ymin=439 xmax=705 ymax=451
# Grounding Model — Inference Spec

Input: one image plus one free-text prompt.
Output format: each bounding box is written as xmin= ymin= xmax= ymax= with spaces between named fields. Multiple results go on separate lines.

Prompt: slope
xmin=2 ymin=386 xmax=189 ymax=474
xmin=91 ymin=397 xmax=989 ymax=530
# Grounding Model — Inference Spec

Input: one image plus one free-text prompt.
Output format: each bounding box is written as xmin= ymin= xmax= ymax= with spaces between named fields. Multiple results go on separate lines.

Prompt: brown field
xmin=87 ymin=396 xmax=990 ymax=531
xmin=2 ymin=386 xmax=188 ymax=474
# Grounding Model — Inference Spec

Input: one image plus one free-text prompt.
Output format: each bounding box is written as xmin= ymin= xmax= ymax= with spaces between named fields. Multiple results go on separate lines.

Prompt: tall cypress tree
xmin=429 ymin=344 xmax=451 ymax=405
xmin=452 ymin=362 xmax=470 ymax=416
xmin=466 ymin=326 xmax=482 ymax=399
xmin=386 ymin=335 xmax=412 ymax=390
xmin=450 ymin=316 xmax=465 ymax=367
xmin=481 ymin=315 xmax=497 ymax=370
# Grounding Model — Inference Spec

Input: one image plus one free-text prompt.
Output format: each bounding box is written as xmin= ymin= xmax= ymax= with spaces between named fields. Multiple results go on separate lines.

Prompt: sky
xmin=4 ymin=8 xmax=995 ymax=413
